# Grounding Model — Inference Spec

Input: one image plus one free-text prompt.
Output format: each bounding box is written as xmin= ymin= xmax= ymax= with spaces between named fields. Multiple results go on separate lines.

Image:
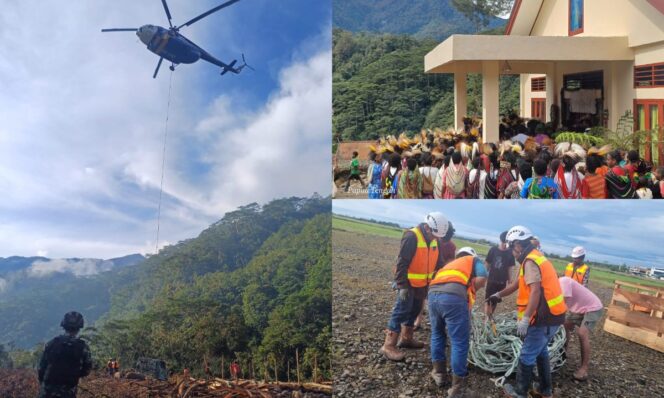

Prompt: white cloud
xmin=27 ymin=259 xmax=114 ymax=278
xmin=0 ymin=1 xmax=330 ymax=258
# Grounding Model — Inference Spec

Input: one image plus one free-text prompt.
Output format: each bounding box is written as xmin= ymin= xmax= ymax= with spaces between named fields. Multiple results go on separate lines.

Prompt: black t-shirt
xmin=485 ymin=246 xmax=515 ymax=284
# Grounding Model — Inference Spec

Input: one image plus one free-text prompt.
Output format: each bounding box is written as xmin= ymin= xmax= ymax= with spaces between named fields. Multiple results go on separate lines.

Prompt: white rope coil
xmin=468 ymin=310 xmax=566 ymax=387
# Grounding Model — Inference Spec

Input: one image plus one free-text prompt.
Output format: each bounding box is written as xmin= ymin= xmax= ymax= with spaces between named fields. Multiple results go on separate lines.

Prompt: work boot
xmin=447 ymin=374 xmax=480 ymax=398
xmin=529 ymin=383 xmax=553 ymax=398
xmin=430 ymin=361 xmax=448 ymax=388
xmin=503 ymin=361 xmax=535 ymax=398
xmin=378 ymin=329 xmax=405 ymax=361
xmin=397 ymin=325 xmax=425 ymax=349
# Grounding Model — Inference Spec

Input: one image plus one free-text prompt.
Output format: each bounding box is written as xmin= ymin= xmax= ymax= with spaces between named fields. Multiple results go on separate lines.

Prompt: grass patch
xmin=333 ymin=215 xmax=664 ymax=289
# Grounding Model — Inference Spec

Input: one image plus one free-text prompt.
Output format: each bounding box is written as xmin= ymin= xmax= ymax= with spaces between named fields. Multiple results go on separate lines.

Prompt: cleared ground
xmin=332 ymin=220 xmax=664 ymax=398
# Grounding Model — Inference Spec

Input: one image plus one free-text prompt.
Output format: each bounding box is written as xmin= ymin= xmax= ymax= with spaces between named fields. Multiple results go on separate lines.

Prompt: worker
xmin=230 ymin=361 xmax=241 ymax=380
xmin=564 ymin=246 xmax=590 ymax=286
xmin=107 ymin=359 xmax=113 ymax=377
xmin=178 ymin=369 xmax=191 ymax=396
xmin=428 ymin=247 xmax=487 ymax=396
xmin=379 ymin=212 xmax=451 ymax=362
xmin=483 ymin=231 xmax=515 ymax=315
xmin=558 ymin=276 xmax=604 ymax=381
xmin=414 ymin=221 xmax=456 ymax=331
xmin=38 ymin=311 xmax=93 ymax=398
xmin=112 ymin=359 xmax=119 ymax=376
xmin=487 ymin=226 xmax=567 ymax=398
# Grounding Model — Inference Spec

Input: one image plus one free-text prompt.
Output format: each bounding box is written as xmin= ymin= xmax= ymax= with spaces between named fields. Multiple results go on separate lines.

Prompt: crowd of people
xmin=380 ymin=212 xmax=605 ymax=398
xmin=346 ymin=132 xmax=664 ymax=199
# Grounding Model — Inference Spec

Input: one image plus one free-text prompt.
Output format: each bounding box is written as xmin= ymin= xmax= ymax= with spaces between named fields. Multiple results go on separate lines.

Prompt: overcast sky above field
xmin=333 ymin=201 xmax=664 ymax=268
xmin=0 ymin=0 xmax=331 ymax=259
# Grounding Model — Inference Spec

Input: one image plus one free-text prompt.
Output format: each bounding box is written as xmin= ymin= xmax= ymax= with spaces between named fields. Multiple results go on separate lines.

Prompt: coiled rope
xmin=155 ymin=70 xmax=173 ymax=253
xmin=468 ymin=310 xmax=566 ymax=387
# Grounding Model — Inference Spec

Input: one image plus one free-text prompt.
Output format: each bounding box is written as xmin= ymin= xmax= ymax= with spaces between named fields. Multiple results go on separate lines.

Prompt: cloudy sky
xmin=333 ymin=200 xmax=664 ymax=268
xmin=0 ymin=0 xmax=331 ymax=258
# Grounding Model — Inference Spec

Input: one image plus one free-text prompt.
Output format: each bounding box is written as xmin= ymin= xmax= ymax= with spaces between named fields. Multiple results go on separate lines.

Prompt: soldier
xmin=38 ymin=311 xmax=93 ymax=398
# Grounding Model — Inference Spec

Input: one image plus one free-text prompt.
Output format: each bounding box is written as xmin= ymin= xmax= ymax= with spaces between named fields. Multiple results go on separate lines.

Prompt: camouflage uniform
xmin=38 ymin=334 xmax=93 ymax=398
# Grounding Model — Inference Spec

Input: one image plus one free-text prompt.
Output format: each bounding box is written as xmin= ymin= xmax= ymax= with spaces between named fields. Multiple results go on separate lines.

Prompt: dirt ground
xmin=0 ymin=369 xmax=330 ymax=398
xmin=333 ymin=177 xmax=368 ymax=199
xmin=332 ymin=229 xmax=664 ymax=398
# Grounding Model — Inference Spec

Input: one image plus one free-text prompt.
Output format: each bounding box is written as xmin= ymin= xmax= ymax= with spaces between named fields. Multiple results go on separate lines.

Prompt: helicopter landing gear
xmin=169 ymin=64 xmax=175 ymax=71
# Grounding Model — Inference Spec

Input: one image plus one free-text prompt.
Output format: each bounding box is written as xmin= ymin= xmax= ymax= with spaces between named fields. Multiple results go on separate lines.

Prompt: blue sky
xmin=333 ymin=200 xmax=664 ymax=268
xmin=0 ymin=0 xmax=331 ymax=258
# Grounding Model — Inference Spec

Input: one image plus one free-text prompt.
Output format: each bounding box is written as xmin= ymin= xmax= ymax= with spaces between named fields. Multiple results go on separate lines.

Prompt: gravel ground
xmin=332 ymin=229 xmax=664 ymax=398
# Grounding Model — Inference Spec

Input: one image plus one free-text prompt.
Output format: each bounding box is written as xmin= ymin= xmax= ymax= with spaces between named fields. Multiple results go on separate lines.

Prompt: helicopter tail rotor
xmin=236 ymin=53 xmax=255 ymax=73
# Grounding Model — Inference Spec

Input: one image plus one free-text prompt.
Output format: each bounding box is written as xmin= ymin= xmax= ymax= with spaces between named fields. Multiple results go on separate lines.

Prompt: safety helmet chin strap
xmin=515 ymin=241 xmax=535 ymax=264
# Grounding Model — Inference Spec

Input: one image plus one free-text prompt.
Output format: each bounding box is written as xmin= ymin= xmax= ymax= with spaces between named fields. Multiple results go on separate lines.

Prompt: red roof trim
xmin=505 ymin=0 xmax=523 ymax=35
xmin=647 ymin=0 xmax=664 ymax=15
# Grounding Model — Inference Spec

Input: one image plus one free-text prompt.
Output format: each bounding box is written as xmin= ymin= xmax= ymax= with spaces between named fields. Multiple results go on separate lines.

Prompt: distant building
xmin=649 ymin=267 xmax=664 ymax=280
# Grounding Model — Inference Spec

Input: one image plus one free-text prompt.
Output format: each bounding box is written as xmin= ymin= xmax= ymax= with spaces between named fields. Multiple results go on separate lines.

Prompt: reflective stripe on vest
xmin=516 ymin=249 xmax=567 ymax=323
xmin=430 ymin=256 xmax=476 ymax=307
xmin=565 ymin=263 xmax=588 ymax=285
xmin=407 ymin=226 xmax=438 ymax=288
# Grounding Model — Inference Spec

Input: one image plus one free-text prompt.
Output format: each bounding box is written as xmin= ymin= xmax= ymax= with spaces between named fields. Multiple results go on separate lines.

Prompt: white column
xmin=482 ymin=61 xmax=500 ymax=143
xmin=545 ymin=63 xmax=557 ymax=123
xmin=454 ymin=72 xmax=467 ymax=131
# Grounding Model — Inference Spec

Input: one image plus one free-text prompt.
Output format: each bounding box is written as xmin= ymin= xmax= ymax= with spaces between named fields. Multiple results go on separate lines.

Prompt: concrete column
xmin=545 ymin=63 xmax=557 ymax=124
xmin=454 ymin=72 xmax=467 ymax=131
xmin=520 ymin=74 xmax=527 ymax=118
xmin=482 ymin=61 xmax=500 ymax=143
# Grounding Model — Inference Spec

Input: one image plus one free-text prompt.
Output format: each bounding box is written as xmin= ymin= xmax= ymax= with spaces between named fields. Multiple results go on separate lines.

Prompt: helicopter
xmin=102 ymin=0 xmax=253 ymax=78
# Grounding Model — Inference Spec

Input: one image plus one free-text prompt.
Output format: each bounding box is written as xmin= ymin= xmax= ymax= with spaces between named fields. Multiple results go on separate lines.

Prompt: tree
xmin=451 ymin=0 xmax=514 ymax=33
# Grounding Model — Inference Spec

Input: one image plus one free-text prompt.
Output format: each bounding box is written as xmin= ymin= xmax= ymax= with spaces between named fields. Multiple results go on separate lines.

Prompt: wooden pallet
xmin=603 ymin=281 xmax=664 ymax=353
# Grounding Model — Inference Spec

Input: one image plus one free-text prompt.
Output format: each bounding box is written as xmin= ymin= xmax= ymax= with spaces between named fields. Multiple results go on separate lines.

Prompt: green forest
xmin=5 ymin=196 xmax=332 ymax=381
xmin=333 ymin=28 xmax=520 ymax=142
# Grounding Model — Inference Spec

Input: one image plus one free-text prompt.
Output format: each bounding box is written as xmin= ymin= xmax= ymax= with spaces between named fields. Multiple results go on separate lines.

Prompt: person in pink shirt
xmin=558 ymin=276 xmax=604 ymax=382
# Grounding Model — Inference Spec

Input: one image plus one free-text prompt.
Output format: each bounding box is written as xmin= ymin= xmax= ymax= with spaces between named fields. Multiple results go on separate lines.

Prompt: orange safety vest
xmin=430 ymin=256 xmax=477 ymax=308
xmin=517 ymin=249 xmax=567 ymax=324
xmin=564 ymin=263 xmax=588 ymax=285
xmin=406 ymin=226 xmax=438 ymax=288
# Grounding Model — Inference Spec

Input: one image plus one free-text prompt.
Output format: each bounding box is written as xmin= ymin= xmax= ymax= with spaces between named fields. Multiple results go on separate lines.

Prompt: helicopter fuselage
xmin=137 ymin=25 xmax=201 ymax=65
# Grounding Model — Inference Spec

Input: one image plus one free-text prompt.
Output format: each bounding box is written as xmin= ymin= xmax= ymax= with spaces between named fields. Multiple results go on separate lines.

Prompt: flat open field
xmin=332 ymin=218 xmax=664 ymax=398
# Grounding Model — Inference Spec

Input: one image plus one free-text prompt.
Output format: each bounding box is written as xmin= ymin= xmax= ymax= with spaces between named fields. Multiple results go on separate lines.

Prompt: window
xmin=531 ymin=98 xmax=546 ymax=121
xmin=531 ymin=77 xmax=546 ymax=92
xmin=634 ymin=63 xmax=664 ymax=88
xmin=569 ymin=0 xmax=584 ymax=36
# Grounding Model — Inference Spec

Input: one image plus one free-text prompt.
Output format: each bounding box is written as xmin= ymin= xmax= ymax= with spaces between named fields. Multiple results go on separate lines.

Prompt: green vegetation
xmin=333 ymin=29 xmax=520 ymax=142
xmin=451 ymin=0 xmax=513 ymax=33
xmin=5 ymin=197 xmax=332 ymax=382
xmin=333 ymin=0 xmax=505 ymax=40
xmin=333 ymin=215 xmax=664 ymax=289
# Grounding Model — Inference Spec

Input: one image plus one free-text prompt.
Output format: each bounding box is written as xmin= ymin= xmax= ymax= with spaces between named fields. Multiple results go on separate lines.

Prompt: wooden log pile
xmin=122 ymin=377 xmax=333 ymax=398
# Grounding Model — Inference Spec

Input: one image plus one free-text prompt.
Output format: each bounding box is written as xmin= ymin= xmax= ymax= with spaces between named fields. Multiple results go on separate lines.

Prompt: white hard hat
xmin=505 ymin=225 xmax=533 ymax=243
xmin=424 ymin=212 xmax=449 ymax=238
xmin=456 ymin=247 xmax=477 ymax=257
xmin=571 ymin=246 xmax=586 ymax=258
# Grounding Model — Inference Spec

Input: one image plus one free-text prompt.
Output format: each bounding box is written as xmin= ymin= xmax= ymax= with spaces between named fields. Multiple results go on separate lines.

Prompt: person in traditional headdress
xmin=419 ymin=152 xmax=438 ymax=199
xmin=397 ymin=157 xmax=422 ymax=199
xmin=367 ymin=150 xmax=384 ymax=199
xmin=381 ymin=152 xmax=401 ymax=199
xmin=441 ymin=151 xmax=467 ymax=199
xmin=554 ymin=152 xmax=583 ymax=199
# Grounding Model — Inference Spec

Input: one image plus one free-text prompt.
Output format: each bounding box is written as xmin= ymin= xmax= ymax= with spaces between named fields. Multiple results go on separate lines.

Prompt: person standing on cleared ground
xmin=427 ymin=247 xmax=486 ymax=397
xmin=379 ymin=212 xmax=451 ymax=361
xmin=38 ymin=312 xmax=93 ymax=398
xmin=483 ymin=231 xmax=515 ymax=315
xmin=558 ymin=276 xmax=604 ymax=381
xmin=565 ymin=246 xmax=590 ymax=286
xmin=344 ymin=151 xmax=366 ymax=192
xmin=487 ymin=226 xmax=567 ymax=398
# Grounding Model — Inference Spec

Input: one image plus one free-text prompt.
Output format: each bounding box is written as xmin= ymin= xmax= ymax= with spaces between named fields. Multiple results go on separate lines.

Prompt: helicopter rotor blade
xmin=101 ymin=28 xmax=138 ymax=32
xmin=241 ymin=53 xmax=255 ymax=71
xmin=177 ymin=0 xmax=242 ymax=29
xmin=153 ymin=57 xmax=164 ymax=79
xmin=161 ymin=0 xmax=174 ymax=28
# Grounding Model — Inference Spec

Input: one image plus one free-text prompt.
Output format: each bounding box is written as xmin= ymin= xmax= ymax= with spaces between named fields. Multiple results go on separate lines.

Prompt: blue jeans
xmin=428 ymin=293 xmax=470 ymax=377
xmin=520 ymin=325 xmax=560 ymax=366
xmin=387 ymin=289 xmax=424 ymax=333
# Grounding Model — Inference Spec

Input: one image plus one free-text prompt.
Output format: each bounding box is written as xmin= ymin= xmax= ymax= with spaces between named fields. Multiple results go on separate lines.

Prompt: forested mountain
xmin=5 ymin=196 xmax=331 ymax=381
xmin=333 ymin=0 xmax=505 ymax=40
xmin=333 ymin=29 xmax=519 ymax=142
xmin=0 ymin=255 xmax=145 ymax=348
